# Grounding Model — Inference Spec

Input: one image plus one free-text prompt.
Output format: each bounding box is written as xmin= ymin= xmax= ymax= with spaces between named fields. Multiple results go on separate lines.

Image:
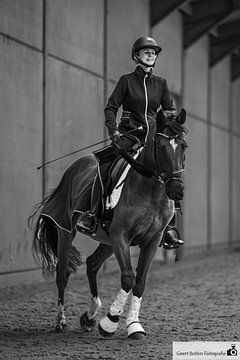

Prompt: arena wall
xmin=0 ymin=0 xmax=43 ymax=278
xmin=232 ymin=78 xmax=240 ymax=246
xmin=183 ymin=36 xmax=209 ymax=249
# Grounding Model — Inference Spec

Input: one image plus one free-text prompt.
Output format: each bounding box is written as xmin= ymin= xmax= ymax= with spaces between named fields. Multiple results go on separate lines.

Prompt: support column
xmin=42 ymin=0 xmax=48 ymax=198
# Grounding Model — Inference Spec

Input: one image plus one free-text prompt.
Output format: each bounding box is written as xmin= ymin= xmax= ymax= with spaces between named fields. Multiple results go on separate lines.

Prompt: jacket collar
xmin=135 ymin=65 xmax=153 ymax=79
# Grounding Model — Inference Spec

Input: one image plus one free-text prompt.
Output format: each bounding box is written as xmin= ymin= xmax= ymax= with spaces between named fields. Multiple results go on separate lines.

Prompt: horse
xmin=28 ymin=108 xmax=188 ymax=340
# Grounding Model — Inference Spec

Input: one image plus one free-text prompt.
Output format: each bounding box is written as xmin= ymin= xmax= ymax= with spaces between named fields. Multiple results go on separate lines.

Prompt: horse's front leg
xmin=80 ymin=243 xmax=113 ymax=332
xmin=55 ymin=229 xmax=73 ymax=333
xmin=99 ymin=232 xmax=135 ymax=337
xmin=127 ymin=233 xmax=162 ymax=339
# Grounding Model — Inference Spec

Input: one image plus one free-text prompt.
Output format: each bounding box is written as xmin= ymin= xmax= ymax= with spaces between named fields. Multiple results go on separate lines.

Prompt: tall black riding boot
xmin=160 ymin=213 xmax=184 ymax=250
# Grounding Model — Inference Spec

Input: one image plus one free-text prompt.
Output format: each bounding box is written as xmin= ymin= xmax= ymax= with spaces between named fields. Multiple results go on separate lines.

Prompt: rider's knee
xmin=121 ymin=271 xmax=136 ymax=292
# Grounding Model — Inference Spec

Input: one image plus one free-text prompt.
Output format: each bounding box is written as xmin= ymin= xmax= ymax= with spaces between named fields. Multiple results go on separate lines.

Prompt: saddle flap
xmin=106 ymin=157 xmax=128 ymax=196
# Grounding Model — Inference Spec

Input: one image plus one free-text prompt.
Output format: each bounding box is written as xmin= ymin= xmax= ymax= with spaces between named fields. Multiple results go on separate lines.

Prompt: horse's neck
xmin=127 ymin=164 xmax=165 ymax=203
xmin=139 ymin=142 xmax=156 ymax=174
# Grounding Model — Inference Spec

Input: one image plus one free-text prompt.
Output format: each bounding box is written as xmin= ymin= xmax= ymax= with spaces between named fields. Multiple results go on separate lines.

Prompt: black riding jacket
xmin=105 ymin=65 xmax=175 ymax=144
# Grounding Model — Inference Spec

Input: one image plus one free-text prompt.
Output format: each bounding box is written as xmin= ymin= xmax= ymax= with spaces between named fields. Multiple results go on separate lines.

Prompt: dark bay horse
xmin=29 ymin=109 xmax=188 ymax=339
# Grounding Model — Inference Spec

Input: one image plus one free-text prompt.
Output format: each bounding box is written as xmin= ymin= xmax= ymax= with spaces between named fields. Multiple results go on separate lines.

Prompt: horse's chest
xmin=132 ymin=206 xmax=162 ymax=234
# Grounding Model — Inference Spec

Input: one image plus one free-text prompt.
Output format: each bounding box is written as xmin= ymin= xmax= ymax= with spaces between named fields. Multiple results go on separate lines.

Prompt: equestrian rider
xmin=76 ymin=36 xmax=183 ymax=248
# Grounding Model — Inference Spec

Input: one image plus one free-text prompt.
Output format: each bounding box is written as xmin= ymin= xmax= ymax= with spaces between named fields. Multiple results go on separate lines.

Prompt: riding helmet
xmin=131 ymin=36 xmax=162 ymax=59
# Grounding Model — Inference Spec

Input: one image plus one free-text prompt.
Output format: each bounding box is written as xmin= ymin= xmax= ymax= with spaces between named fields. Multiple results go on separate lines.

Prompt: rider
xmin=76 ymin=36 xmax=183 ymax=248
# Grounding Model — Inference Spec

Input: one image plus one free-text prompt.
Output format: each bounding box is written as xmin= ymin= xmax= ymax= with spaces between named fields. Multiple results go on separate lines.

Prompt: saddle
xmin=93 ymin=146 xmax=129 ymax=209
xmin=105 ymin=156 xmax=128 ymax=197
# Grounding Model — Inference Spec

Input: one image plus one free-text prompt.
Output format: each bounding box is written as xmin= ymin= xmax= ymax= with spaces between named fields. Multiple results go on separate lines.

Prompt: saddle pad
xmin=105 ymin=151 xmax=140 ymax=209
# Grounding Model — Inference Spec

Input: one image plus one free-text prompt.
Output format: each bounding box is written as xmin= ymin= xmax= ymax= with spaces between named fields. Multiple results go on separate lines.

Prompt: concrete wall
xmin=210 ymin=57 xmax=230 ymax=246
xmin=47 ymin=0 xmax=103 ymax=75
xmin=232 ymin=78 xmax=240 ymax=245
xmin=183 ymin=36 xmax=209 ymax=248
xmin=0 ymin=0 xmax=42 ymax=275
xmin=0 ymin=0 xmax=42 ymax=49
xmin=152 ymin=11 xmax=182 ymax=97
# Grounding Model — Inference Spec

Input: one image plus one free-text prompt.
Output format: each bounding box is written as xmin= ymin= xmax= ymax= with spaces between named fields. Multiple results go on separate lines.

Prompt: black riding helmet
xmin=131 ymin=36 xmax=162 ymax=60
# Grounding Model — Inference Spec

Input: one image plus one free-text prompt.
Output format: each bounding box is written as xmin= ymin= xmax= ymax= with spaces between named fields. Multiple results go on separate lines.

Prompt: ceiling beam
xmin=231 ymin=52 xmax=240 ymax=81
xmin=183 ymin=0 xmax=239 ymax=48
xmin=210 ymin=21 xmax=240 ymax=66
xmin=150 ymin=0 xmax=187 ymax=27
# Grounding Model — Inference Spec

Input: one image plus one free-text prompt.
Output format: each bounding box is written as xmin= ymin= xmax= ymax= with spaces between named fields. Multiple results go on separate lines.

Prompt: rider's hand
xmin=110 ymin=130 xmax=121 ymax=142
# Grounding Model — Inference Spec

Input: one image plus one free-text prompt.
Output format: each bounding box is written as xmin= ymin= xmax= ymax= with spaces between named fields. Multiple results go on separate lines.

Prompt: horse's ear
xmin=177 ymin=108 xmax=186 ymax=124
xmin=156 ymin=110 xmax=166 ymax=132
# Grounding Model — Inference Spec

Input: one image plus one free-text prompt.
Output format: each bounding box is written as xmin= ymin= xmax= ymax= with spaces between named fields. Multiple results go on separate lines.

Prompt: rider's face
xmin=138 ymin=48 xmax=157 ymax=66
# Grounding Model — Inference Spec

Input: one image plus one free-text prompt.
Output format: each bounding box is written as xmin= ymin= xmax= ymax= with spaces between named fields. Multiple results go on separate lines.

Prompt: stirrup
xmin=75 ymin=211 xmax=98 ymax=235
xmin=160 ymin=226 xmax=184 ymax=250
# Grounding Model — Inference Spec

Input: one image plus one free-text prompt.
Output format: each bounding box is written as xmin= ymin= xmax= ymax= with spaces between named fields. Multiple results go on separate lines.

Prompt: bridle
xmin=152 ymin=131 xmax=186 ymax=185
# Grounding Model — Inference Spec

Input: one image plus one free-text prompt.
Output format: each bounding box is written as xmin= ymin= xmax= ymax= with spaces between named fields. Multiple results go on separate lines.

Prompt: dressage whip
xmin=37 ymin=126 xmax=143 ymax=170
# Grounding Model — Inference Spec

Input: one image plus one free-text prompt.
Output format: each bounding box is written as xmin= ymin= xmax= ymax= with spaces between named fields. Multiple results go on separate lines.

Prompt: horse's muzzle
xmin=165 ymin=178 xmax=184 ymax=201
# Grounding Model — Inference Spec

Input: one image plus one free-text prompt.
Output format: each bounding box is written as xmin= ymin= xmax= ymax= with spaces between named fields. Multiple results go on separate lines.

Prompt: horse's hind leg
xmin=55 ymin=229 xmax=74 ymax=333
xmin=80 ymin=243 xmax=113 ymax=332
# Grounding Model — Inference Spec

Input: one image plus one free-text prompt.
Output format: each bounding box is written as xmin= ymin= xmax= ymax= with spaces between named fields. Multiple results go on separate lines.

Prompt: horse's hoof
xmin=55 ymin=323 xmax=68 ymax=333
xmin=98 ymin=314 xmax=119 ymax=337
xmin=98 ymin=323 xmax=114 ymax=338
xmin=128 ymin=331 xmax=146 ymax=340
xmin=80 ymin=311 xmax=96 ymax=332
xmin=127 ymin=322 xmax=146 ymax=340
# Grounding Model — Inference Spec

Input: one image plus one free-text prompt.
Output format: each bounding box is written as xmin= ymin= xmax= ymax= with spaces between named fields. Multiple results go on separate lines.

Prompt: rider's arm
xmin=104 ymin=75 xmax=127 ymax=136
xmin=161 ymin=79 xmax=176 ymax=113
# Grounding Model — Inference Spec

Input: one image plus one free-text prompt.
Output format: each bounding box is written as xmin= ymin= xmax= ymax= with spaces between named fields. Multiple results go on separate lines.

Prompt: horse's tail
xmin=28 ymin=192 xmax=82 ymax=278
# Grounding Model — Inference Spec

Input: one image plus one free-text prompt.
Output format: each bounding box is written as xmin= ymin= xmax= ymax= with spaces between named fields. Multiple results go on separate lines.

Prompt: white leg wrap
xmin=99 ymin=289 xmax=129 ymax=334
xmin=127 ymin=322 xmax=145 ymax=337
xmin=87 ymin=296 xmax=101 ymax=319
xmin=99 ymin=315 xmax=119 ymax=334
xmin=109 ymin=288 xmax=129 ymax=316
xmin=126 ymin=296 xmax=141 ymax=326
xmin=126 ymin=296 xmax=145 ymax=336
